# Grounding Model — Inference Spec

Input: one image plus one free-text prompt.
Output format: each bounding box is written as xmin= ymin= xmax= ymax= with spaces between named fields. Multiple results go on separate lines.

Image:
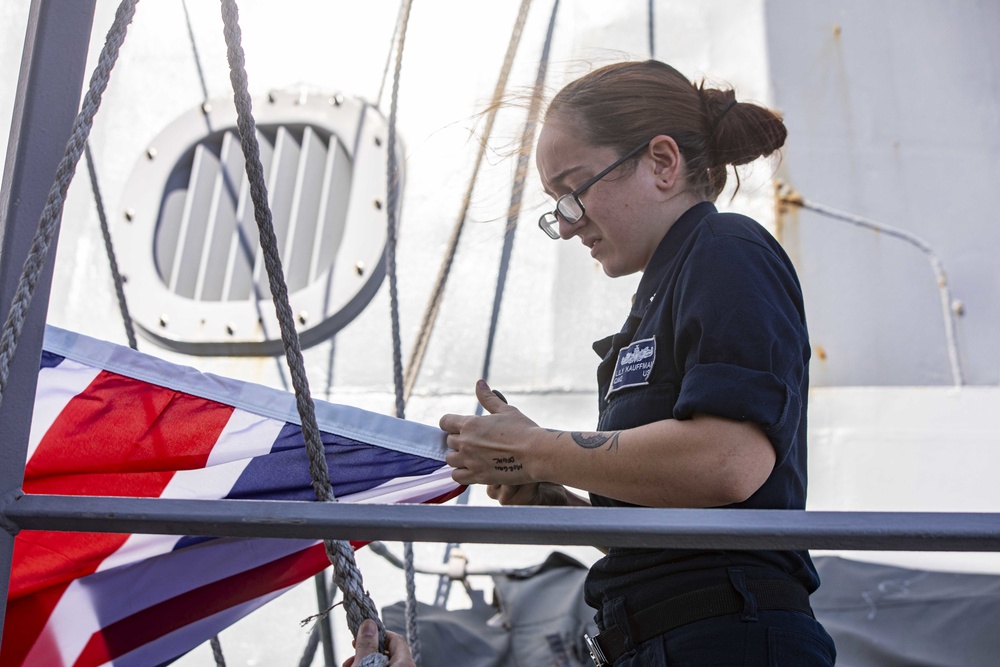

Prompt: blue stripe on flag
xmin=228 ymin=422 xmax=444 ymax=501
xmin=40 ymin=350 xmax=65 ymax=369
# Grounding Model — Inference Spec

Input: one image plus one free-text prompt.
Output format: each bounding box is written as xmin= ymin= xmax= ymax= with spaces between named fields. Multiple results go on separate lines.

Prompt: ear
xmin=648 ymin=135 xmax=682 ymax=191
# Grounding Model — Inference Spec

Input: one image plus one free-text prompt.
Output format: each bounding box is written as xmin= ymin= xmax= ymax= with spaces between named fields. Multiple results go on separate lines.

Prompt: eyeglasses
xmin=538 ymin=138 xmax=652 ymax=239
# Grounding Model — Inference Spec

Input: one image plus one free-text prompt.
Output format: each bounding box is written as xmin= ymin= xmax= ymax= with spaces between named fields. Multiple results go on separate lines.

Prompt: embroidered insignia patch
xmin=607 ymin=337 xmax=656 ymax=398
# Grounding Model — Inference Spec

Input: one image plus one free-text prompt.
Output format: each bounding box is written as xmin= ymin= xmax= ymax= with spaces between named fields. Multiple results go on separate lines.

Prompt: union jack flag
xmin=2 ymin=326 xmax=461 ymax=666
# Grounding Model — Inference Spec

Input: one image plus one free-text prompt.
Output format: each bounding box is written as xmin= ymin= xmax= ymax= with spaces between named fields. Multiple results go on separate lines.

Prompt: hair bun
xmin=700 ymin=83 xmax=786 ymax=168
xmin=710 ymin=100 xmax=739 ymax=137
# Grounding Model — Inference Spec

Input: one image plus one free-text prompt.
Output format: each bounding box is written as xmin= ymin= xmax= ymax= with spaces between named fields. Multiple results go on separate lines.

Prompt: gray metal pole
xmin=0 ymin=0 xmax=98 ymax=640
xmin=313 ymin=573 xmax=337 ymax=666
xmin=9 ymin=494 xmax=1000 ymax=553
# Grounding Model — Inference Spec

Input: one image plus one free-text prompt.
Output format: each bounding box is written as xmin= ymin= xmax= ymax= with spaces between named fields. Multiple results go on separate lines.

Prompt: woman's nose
xmin=558 ymin=215 xmax=584 ymax=240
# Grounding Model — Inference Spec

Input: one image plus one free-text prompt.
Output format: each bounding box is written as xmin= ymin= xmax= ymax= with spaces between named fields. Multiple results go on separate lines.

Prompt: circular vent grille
xmin=118 ymin=90 xmax=401 ymax=356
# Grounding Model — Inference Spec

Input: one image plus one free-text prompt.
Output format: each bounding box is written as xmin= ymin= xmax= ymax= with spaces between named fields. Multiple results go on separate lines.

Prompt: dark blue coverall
xmin=584 ymin=202 xmax=836 ymax=666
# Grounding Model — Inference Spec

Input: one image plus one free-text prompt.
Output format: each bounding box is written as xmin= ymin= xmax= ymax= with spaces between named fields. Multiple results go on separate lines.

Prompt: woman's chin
xmin=599 ymin=259 xmax=641 ymax=279
xmin=599 ymin=262 xmax=624 ymax=278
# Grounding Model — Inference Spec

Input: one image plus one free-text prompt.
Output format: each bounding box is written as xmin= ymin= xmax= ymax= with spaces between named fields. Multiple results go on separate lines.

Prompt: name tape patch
xmin=607 ymin=337 xmax=656 ymax=398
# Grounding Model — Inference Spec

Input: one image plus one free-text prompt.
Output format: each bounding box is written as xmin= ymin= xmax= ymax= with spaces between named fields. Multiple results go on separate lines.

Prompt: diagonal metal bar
xmin=7 ymin=494 xmax=1000 ymax=552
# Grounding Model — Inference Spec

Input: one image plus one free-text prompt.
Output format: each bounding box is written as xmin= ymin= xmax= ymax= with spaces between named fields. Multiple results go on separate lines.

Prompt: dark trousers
xmin=595 ymin=567 xmax=836 ymax=666
xmin=611 ymin=609 xmax=836 ymax=666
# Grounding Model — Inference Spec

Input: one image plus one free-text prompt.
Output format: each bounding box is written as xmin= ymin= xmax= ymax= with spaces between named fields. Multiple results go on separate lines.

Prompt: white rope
xmin=378 ymin=0 xmax=423 ymax=662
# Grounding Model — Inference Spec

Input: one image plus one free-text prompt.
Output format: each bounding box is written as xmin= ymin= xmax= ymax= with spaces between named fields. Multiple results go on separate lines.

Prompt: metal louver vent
xmin=157 ymin=124 xmax=351 ymax=301
xmin=118 ymin=90 xmax=400 ymax=356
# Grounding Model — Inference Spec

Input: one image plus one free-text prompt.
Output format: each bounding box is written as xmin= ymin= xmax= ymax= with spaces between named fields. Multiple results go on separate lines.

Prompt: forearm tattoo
xmin=570 ymin=431 xmax=621 ymax=451
xmin=545 ymin=429 xmax=622 ymax=451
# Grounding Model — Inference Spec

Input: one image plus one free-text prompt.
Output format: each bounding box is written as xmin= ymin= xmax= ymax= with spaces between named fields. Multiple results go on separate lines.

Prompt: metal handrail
xmin=6 ymin=493 xmax=1000 ymax=553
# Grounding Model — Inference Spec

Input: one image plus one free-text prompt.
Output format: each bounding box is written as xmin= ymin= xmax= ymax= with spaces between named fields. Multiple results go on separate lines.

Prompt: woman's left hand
xmin=439 ymin=380 xmax=541 ymax=486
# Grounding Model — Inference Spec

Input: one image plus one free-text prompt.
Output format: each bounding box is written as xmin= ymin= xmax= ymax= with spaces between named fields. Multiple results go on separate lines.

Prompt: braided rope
xmin=647 ymin=0 xmax=656 ymax=59
xmin=298 ymin=627 xmax=321 ymax=667
xmin=84 ymin=142 xmax=138 ymax=351
xmin=181 ymin=0 xmax=211 ymax=103
xmin=385 ymin=0 xmax=411 ymax=424
xmin=376 ymin=1 xmax=406 ymax=110
xmin=208 ymin=636 xmax=226 ymax=666
xmin=401 ymin=0 xmax=533 ymax=404
xmin=401 ymin=542 xmax=420 ymax=663
xmin=218 ymin=1 xmax=386 ymax=660
xmin=380 ymin=0 xmax=422 ymax=662
xmin=0 ymin=0 xmax=138 ymax=412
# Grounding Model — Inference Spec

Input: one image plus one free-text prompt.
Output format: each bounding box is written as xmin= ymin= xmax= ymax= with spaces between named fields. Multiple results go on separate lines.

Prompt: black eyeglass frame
xmin=537 ymin=138 xmax=653 ymax=239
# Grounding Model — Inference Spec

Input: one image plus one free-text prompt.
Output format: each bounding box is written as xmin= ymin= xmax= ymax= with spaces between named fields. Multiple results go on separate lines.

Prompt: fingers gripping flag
xmin=2 ymin=326 xmax=463 ymax=667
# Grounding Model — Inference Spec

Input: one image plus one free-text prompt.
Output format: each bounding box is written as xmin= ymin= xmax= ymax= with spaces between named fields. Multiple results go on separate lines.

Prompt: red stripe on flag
xmin=72 ymin=543 xmax=334 ymax=667
xmin=3 ymin=370 xmax=234 ymax=665
xmin=0 ymin=582 xmax=71 ymax=667
xmin=427 ymin=486 xmax=466 ymax=506
xmin=25 ymin=370 xmax=233 ymax=480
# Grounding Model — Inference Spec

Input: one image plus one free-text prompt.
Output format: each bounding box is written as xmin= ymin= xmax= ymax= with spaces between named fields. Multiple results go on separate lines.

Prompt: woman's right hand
xmin=486 ymin=482 xmax=546 ymax=505
xmin=487 ymin=482 xmax=589 ymax=506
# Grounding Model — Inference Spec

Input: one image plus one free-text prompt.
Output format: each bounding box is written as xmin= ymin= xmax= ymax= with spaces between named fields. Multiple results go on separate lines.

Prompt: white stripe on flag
xmin=27 ymin=358 xmax=101 ymax=463
xmin=22 ymin=577 xmax=101 ymax=667
xmin=341 ymin=465 xmax=458 ymax=505
xmin=205 ymin=407 xmax=285 ymax=467
xmin=94 ymin=533 xmax=185 ymax=576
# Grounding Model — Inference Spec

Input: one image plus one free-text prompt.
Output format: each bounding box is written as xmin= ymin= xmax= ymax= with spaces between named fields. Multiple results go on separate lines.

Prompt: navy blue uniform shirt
xmin=585 ymin=201 xmax=819 ymax=612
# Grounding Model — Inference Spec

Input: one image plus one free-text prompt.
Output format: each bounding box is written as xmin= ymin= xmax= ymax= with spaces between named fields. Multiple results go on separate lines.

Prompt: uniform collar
xmin=631 ymin=201 xmax=717 ymax=316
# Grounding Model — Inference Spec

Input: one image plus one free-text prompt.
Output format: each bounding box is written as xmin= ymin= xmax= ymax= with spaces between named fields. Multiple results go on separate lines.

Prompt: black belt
xmin=584 ymin=579 xmax=813 ymax=666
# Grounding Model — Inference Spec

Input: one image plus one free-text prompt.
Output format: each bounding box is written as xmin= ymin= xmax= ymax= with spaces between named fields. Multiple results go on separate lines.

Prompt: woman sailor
xmin=440 ymin=60 xmax=836 ymax=666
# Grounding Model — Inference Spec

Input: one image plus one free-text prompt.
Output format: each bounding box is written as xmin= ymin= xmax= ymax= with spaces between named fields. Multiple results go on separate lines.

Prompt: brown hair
xmin=545 ymin=60 xmax=786 ymax=200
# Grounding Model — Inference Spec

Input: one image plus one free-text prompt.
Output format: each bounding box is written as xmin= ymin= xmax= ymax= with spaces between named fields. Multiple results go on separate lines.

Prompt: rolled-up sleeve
xmin=674 ymin=363 xmax=800 ymax=457
xmin=670 ymin=229 xmax=809 ymax=465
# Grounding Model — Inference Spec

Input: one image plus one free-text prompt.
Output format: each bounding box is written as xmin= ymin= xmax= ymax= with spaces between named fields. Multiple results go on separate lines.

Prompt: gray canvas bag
xmin=383 ymin=551 xmax=599 ymax=666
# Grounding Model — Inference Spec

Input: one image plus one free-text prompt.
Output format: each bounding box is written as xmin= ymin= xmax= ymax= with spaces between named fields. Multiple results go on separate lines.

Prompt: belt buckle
xmin=583 ymin=632 xmax=609 ymax=667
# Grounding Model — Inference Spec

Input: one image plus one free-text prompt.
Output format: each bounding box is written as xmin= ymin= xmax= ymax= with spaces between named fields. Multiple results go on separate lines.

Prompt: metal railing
xmin=6 ymin=493 xmax=1000 ymax=553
